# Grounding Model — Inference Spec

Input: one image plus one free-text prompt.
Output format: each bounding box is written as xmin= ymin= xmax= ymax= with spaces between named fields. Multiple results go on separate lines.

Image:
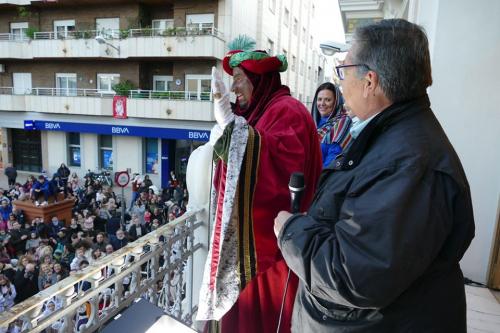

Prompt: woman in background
xmin=311 ymin=82 xmax=352 ymax=167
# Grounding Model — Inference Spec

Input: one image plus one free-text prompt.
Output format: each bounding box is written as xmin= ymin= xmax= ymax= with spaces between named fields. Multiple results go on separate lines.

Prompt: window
xmin=308 ymin=66 xmax=312 ymax=79
xmin=267 ymin=38 xmax=274 ymax=55
xmin=312 ymin=4 xmax=315 ymax=18
xmin=300 ymin=60 xmax=305 ymax=76
xmin=186 ymin=13 xmax=215 ymax=34
xmin=99 ymin=135 xmax=113 ymax=170
xmin=302 ymin=27 xmax=306 ymax=42
xmin=67 ymin=132 xmax=81 ymax=167
xmin=12 ymin=129 xmax=41 ymax=172
xmin=144 ymin=138 xmax=159 ymax=174
xmin=10 ymin=22 xmax=28 ymax=40
xmin=291 ymin=55 xmax=296 ymax=71
xmin=54 ymin=19 xmax=75 ymax=39
xmin=185 ymin=74 xmax=211 ymax=100
xmin=97 ymin=74 xmax=120 ymax=93
xmin=153 ymin=75 xmax=174 ymax=91
xmin=269 ymin=0 xmax=276 ymax=13
xmin=152 ymin=19 xmax=174 ymax=35
xmin=56 ymin=73 xmax=77 ymax=96
xmin=310 ymin=35 xmax=313 ymax=47
xmin=96 ymin=18 xmax=119 ymax=38
xmin=284 ymin=8 xmax=290 ymax=27
xmin=12 ymin=73 xmax=32 ymax=95
xmin=293 ymin=18 xmax=298 ymax=35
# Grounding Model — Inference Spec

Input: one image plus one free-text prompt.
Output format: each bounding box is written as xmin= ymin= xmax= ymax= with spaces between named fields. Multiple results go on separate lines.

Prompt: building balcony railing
xmin=0 ymin=87 xmax=215 ymax=121
xmin=0 ymin=208 xmax=208 ymax=333
xmin=0 ymin=26 xmax=225 ymax=59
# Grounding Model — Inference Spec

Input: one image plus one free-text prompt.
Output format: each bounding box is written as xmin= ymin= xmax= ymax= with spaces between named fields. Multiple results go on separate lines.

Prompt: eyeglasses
xmin=335 ymin=64 xmax=371 ymax=80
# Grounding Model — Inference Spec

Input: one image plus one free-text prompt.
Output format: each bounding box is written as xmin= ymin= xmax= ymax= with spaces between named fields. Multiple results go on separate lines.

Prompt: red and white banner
xmin=113 ymin=96 xmax=127 ymax=119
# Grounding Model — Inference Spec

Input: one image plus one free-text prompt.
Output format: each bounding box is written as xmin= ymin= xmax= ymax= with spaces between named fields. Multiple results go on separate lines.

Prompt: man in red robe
xmin=197 ymin=44 xmax=322 ymax=333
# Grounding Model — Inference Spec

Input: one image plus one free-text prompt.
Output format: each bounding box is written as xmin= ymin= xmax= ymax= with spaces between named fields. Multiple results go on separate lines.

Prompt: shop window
xmin=144 ymin=138 xmax=159 ymax=174
xmin=99 ymin=135 xmax=113 ymax=170
xmin=12 ymin=129 xmax=41 ymax=172
xmin=67 ymin=132 xmax=81 ymax=167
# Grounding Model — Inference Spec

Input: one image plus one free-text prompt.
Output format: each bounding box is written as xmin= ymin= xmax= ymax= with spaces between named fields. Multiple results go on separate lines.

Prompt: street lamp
xmin=319 ymin=41 xmax=349 ymax=56
xmin=95 ymin=35 xmax=120 ymax=55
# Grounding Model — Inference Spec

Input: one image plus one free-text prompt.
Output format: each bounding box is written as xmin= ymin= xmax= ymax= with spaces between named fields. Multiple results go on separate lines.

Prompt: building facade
xmin=0 ymin=0 xmax=324 ymax=187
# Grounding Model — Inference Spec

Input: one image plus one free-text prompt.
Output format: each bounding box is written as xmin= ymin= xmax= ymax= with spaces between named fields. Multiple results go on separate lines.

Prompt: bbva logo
xmin=111 ymin=127 xmax=130 ymax=134
xmin=45 ymin=123 xmax=61 ymax=130
xmin=188 ymin=131 xmax=209 ymax=139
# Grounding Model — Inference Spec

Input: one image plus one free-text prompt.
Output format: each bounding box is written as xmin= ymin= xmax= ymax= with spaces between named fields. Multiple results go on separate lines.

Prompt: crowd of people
xmin=0 ymin=165 xmax=188 ymax=331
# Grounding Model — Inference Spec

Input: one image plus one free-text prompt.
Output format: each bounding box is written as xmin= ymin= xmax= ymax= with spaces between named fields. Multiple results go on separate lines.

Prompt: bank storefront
xmin=16 ymin=119 xmax=211 ymax=188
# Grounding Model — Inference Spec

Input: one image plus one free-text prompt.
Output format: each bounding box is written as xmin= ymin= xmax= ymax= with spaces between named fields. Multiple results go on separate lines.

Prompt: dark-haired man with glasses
xmin=274 ymin=19 xmax=474 ymax=332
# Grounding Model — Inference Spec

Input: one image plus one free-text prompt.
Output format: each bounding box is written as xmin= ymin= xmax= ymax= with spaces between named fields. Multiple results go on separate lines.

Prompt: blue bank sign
xmin=24 ymin=120 xmax=210 ymax=142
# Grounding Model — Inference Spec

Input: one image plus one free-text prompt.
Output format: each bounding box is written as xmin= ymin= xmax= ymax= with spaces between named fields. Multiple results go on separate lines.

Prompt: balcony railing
xmin=0 ymin=208 xmax=207 ymax=332
xmin=0 ymin=25 xmax=221 ymax=41
xmin=0 ymin=87 xmax=212 ymax=101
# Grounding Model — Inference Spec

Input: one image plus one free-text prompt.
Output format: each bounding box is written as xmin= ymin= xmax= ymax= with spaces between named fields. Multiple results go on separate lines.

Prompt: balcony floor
xmin=466 ymin=285 xmax=500 ymax=332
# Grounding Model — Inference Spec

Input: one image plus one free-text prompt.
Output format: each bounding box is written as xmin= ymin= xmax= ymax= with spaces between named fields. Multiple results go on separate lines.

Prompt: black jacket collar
xmin=325 ymin=94 xmax=431 ymax=172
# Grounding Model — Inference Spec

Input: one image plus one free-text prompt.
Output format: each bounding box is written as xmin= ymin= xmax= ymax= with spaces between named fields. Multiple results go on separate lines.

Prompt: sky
xmin=315 ymin=0 xmax=345 ymax=45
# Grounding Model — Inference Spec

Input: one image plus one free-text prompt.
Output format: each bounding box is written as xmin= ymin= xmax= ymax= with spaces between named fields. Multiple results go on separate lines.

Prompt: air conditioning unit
xmin=0 ymin=64 xmax=5 ymax=73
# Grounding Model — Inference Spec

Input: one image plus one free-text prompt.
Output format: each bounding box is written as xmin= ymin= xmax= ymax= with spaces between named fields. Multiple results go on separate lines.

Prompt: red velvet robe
xmin=215 ymin=90 xmax=322 ymax=333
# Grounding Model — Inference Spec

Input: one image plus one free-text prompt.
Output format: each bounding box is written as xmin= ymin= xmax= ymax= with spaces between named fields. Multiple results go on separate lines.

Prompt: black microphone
xmin=289 ymin=172 xmax=305 ymax=213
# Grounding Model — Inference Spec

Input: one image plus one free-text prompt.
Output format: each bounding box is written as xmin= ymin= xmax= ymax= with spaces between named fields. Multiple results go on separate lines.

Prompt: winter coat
xmin=279 ymin=95 xmax=475 ymax=333
xmin=4 ymin=167 xmax=17 ymax=180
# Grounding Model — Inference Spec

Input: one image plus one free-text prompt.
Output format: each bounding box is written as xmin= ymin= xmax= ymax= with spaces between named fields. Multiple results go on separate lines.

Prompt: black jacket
xmin=279 ymin=96 xmax=475 ymax=332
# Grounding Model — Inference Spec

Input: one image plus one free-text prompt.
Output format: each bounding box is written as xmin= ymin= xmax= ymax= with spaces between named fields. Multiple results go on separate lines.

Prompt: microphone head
xmin=289 ymin=172 xmax=305 ymax=191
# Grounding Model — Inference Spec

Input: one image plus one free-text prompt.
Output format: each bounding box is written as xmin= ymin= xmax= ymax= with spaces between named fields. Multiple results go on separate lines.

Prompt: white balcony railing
xmin=0 ymin=208 xmax=208 ymax=333
xmin=0 ymin=87 xmax=211 ymax=101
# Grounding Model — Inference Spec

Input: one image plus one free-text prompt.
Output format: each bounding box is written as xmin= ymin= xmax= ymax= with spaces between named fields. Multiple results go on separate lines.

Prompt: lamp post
xmin=95 ymin=35 xmax=120 ymax=56
xmin=319 ymin=41 xmax=349 ymax=56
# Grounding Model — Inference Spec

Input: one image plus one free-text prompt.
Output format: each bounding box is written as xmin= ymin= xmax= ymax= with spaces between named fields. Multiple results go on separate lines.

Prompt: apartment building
xmin=0 ymin=0 xmax=324 ymax=188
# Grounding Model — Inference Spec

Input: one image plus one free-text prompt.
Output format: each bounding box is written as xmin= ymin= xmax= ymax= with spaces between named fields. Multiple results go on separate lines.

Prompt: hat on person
xmin=222 ymin=35 xmax=287 ymax=76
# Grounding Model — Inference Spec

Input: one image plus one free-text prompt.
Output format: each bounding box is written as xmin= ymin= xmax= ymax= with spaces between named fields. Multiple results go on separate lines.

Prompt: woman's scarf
xmin=312 ymin=84 xmax=351 ymax=145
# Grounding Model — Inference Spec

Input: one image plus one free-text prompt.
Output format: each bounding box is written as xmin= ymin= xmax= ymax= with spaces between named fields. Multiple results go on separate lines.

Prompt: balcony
xmin=0 ymin=87 xmax=215 ymax=122
xmin=0 ymin=25 xmax=225 ymax=60
xmin=0 ymin=208 xmax=208 ymax=332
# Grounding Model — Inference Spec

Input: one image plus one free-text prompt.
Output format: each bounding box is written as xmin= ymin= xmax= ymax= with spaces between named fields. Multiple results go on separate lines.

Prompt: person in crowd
xmin=274 ymin=19 xmax=475 ymax=333
xmin=53 ymin=262 xmax=68 ymax=282
xmin=196 ymin=36 xmax=322 ymax=333
xmin=49 ymin=174 xmax=66 ymax=200
xmin=4 ymin=164 xmax=17 ymax=188
xmin=311 ymin=82 xmax=352 ymax=167
xmin=130 ymin=175 xmax=142 ymax=208
xmin=0 ymin=245 xmax=11 ymax=264
xmin=32 ymin=175 xmax=51 ymax=206
xmin=130 ymin=200 xmax=146 ymax=225
xmin=9 ymin=221 xmax=29 ymax=256
xmin=25 ymin=232 xmax=41 ymax=252
xmin=38 ymin=263 xmax=56 ymax=291
xmin=48 ymin=216 xmax=64 ymax=239
xmin=0 ymin=274 xmax=16 ymax=313
xmin=57 ymin=163 xmax=71 ymax=190
xmin=92 ymin=232 xmax=108 ymax=252
xmin=110 ymin=229 xmax=128 ymax=251
xmin=128 ymin=216 xmax=147 ymax=242
xmin=0 ymin=262 xmax=16 ymax=282
xmin=14 ymin=262 xmax=38 ymax=302
xmin=0 ymin=200 xmax=12 ymax=226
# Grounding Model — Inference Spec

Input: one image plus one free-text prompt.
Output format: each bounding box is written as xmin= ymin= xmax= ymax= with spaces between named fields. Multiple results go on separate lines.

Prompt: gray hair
xmin=352 ymin=19 xmax=432 ymax=103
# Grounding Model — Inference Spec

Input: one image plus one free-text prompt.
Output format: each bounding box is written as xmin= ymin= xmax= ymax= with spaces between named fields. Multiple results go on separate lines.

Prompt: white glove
xmin=208 ymin=124 xmax=223 ymax=146
xmin=212 ymin=66 xmax=234 ymax=128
